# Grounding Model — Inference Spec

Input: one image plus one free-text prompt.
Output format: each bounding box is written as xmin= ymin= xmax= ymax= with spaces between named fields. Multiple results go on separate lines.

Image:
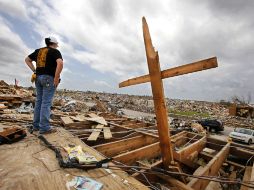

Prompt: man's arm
xmin=25 ymin=57 xmax=36 ymax=72
xmin=54 ymin=58 xmax=63 ymax=87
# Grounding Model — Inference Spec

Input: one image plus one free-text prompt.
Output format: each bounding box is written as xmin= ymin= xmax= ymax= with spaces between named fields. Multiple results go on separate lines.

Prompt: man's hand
xmin=54 ymin=76 xmax=60 ymax=87
xmin=54 ymin=58 xmax=63 ymax=88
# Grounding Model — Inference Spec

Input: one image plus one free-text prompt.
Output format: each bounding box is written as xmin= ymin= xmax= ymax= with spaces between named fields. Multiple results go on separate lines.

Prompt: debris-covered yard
xmin=1 ymin=79 xmax=254 ymax=190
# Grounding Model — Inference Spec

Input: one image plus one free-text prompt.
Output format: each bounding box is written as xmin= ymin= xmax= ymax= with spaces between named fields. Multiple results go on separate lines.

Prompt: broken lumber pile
xmin=0 ymin=81 xmax=34 ymax=111
xmin=61 ymin=113 xmax=113 ymax=142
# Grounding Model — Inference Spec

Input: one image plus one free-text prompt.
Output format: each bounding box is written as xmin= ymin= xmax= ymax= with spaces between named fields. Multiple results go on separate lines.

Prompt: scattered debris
xmin=1 ymin=79 xmax=254 ymax=190
xmin=67 ymin=176 xmax=103 ymax=190
xmin=16 ymin=102 xmax=34 ymax=113
xmin=0 ymin=125 xmax=26 ymax=144
xmin=64 ymin=145 xmax=97 ymax=164
xmin=229 ymin=103 xmax=254 ymax=118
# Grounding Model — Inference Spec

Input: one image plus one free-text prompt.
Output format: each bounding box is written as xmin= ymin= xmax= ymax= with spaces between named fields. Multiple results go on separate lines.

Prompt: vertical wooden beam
xmin=142 ymin=17 xmax=173 ymax=168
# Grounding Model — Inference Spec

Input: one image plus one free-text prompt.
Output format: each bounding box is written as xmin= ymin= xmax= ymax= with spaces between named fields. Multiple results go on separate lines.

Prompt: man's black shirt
xmin=28 ymin=47 xmax=62 ymax=77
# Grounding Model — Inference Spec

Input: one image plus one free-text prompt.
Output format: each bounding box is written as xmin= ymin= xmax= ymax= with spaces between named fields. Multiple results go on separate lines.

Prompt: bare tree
xmin=247 ymin=91 xmax=252 ymax=104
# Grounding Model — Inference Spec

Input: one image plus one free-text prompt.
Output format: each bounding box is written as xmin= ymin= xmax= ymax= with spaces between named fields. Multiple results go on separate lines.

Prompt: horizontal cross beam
xmin=119 ymin=57 xmax=217 ymax=88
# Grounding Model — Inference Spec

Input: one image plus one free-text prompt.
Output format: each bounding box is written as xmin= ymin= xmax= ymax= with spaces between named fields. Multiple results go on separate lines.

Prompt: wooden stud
xmin=157 ymin=174 xmax=195 ymax=190
xmin=85 ymin=116 xmax=107 ymax=126
xmin=142 ymin=17 xmax=173 ymax=167
xmin=240 ymin=166 xmax=252 ymax=190
xmin=60 ymin=116 xmax=74 ymax=127
xmin=249 ymin=162 xmax=254 ymax=190
xmin=200 ymin=152 xmax=245 ymax=170
xmin=188 ymin=143 xmax=230 ymax=190
xmin=113 ymin=142 xmax=161 ymax=165
xmin=94 ymin=135 xmax=157 ymax=157
xmin=103 ymin=127 xmax=112 ymax=139
xmin=119 ymin=57 xmax=218 ymax=88
xmin=61 ymin=116 xmax=91 ymax=128
xmin=87 ymin=124 xmax=104 ymax=141
xmin=174 ymin=136 xmax=206 ymax=168
xmin=207 ymin=137 xmax=254 ymax=160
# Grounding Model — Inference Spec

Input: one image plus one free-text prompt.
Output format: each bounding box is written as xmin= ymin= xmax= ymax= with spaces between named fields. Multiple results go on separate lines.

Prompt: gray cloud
xmin=0 ymin=0 xmax=253 ymax=102
xmin=0 ymin=0 xmax=28 ymax=20
xmin=90 ymin=0 xmax=118 ymax=23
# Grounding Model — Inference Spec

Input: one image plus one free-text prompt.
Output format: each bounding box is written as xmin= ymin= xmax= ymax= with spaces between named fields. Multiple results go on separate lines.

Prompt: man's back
xmin=28 ymin=47 xmax=62 ymax=77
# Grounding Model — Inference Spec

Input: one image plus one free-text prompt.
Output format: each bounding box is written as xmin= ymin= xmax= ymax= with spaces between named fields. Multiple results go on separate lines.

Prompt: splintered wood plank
xmin=61 ymin=116 xmax=91 ymax=128
xmin=11 ymin=100 xmax=22 ymax=104
xmin=60 ymin=116 xmax=74 ymax=126
xmin=0 ymin=126 xmax=23 ymax=137
xmin=0 ymin=104 xmax=7 ymax=109
xmin=142 ymin=17 xmax=173 ymax=167
xmin=87 ymin=125 xmax=104 ymax=141
xmin=70 ymin=115 xmax=86 ymax=122
xmin=0 ymin=101 xmax=8 ymax=104
xmin=119 ymin=57 xmax=218 ymax=88
xmin=88 ymin=113 xmax=98 ymax=118
xmin=85 ymin=117 xmax=107 ymax=125
xmin=103 ymin=127 xmax=112 ymax=139
xmin=118 ymin=17 xmax=219 ymax=169
xmin=188 ymin=143 xmax=230 ymax=190
xmin=86 ymin=114 xmax=107 ymax=125
xmin=0 ymin=95 xmax=21 ymax=100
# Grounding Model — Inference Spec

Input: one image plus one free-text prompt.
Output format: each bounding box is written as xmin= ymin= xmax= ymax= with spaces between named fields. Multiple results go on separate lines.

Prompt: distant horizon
xmin=4 ymin=79 xmax=252 ymax=104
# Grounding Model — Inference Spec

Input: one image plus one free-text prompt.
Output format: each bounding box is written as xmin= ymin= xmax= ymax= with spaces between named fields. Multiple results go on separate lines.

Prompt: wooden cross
xmin=119 ymin=17 xmax=218 ymax=168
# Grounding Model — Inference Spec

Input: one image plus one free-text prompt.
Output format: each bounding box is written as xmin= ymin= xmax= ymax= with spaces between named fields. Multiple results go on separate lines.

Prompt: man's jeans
xmin=33 ymin=75 xmax=55 ymax=133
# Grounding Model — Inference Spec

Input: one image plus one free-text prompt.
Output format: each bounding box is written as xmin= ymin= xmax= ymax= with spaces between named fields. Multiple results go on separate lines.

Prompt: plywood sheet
xmin=0 ymin=127 xmax=148 ymax=190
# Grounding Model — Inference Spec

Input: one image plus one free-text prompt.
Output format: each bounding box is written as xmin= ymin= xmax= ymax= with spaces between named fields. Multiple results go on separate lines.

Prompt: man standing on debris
xmin=25 ymin=37 xmax=63 ymax=134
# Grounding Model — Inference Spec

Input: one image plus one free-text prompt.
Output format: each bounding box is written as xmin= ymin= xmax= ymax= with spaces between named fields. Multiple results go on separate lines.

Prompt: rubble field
xmin=1 ymin=80 xmax=253 ymax=130
xmin=1 ymin=80 xmax=254 ymax=190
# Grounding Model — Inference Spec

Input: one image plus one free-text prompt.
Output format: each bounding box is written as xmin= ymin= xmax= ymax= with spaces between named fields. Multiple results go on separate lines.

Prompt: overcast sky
xmin=0 ymin=0 xmax=253 ymax=102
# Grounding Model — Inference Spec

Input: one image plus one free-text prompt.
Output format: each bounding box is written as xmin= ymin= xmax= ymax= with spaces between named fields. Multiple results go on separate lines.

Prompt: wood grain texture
xmin=103 ymin=127 xmax=112 ymax=139
xmin=94 ymin=135 xmax=157 ymax=157
xmin=119 ymin=57 xmax=217 ymax=88
xmin=87 ymin=124 xmax=104 ymax=141
xmin=113 ymin=142 xmax=161 ymax=165
xmin=142 ymin=17 xmax=173 ymax=167
xmin=0 ymin=127 xmax=148 ymax=190
xmin=188 ymin=143 xmax=230 ymax=190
